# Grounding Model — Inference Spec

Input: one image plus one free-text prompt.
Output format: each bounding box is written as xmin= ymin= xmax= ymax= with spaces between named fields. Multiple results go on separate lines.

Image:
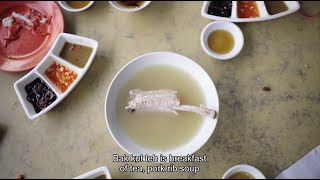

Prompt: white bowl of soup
xmin=105 ymin=52 xmax=219 ymax=161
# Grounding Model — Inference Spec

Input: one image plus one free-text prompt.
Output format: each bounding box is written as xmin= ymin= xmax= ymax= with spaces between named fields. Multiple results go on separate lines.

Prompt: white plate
xmin=201 ymin=1 xmax=300 ymax=22
xmin=105 ymin=52 xmax=219 ymax=160
xmin=74 ymin=166 xmax=112 ymax=179
xmin=14 ymin=33 xmax=98 ymax=120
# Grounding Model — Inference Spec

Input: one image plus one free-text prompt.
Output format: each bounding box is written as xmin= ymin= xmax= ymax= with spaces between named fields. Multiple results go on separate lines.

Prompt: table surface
xmin=0 ymin=1 xmax=319 ymax=179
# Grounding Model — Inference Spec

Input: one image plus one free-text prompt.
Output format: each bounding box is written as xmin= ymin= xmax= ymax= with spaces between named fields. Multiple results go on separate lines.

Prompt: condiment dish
xmin=201 ymin=21 xmax=244 ymax=60
xmin=201 ymin=1 xmax=300 ymax=22
xmin=14 ymin=33 xmax=98 ymax=120
xmin=222 ymin=164 xmax=266 ymax=179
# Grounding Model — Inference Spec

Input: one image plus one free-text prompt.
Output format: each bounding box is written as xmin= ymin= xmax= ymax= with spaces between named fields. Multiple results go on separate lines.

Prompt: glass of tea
xmin=200 ymin=21 xmax=244 ymax=60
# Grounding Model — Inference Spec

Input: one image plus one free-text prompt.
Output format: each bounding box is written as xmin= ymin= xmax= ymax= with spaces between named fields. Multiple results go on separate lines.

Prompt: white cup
xmin=222 ymin=164 xmax=266 ymax=179
xmin=200 ymin=21 xmax=244 ymax=60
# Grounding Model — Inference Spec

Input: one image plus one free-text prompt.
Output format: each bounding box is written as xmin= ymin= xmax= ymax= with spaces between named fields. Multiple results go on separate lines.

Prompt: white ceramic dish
xmin=14 ymin=33 xmax=98 ymax=120
xmin=201 ymin=1 xmax=300 ymax=22
xmin=74 ymin=166 xmax=112 ymax=179
xmin=201 ymin=21 xmax=244 ymax=60
xmin=58 ymin=1 xmax=95 ymax=13
xmin=105 ymin=52 xmax=219 ymax=161
xmin=222 ymin=164 xmax=266 ymax=179
xmin=109 ymin=1 xmax=151 ymax=12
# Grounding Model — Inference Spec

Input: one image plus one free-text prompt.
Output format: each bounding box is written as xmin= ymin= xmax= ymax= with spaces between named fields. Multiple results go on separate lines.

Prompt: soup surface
xmin=229 ymin=172 xmax=255 ymax=179
xmin=116 ymin=65 xmax=205 ymax=150
xmin=66 ymin=1 xmax=90 ymax=9
xmin=208 ymin=30 xmax=234 ymax=54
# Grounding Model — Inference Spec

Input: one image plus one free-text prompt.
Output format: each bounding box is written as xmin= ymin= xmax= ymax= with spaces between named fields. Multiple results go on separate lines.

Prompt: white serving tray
xmin=201 ymin=1 xmax=300 ymax=22
xmin=14 ymin=33 xmax=98 ymax=120
xmin=74 ymin=166 xmax=112 ymax=179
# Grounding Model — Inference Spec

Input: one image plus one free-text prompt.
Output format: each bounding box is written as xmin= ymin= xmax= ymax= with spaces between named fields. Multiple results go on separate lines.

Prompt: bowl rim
xmin=200 ymin=21 xmax=244 ymax=60
xmin=58 ymin=1 xmax=95 ymax=12
xmin=108 ymin=1 xmax=151 ymax=12
xmin=104 ymin=51 xmax=219 ymax=158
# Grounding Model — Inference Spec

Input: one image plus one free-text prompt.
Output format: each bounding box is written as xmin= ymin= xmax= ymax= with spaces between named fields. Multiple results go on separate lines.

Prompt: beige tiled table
xmin=0 ymin=1 xmax=319 ymax=179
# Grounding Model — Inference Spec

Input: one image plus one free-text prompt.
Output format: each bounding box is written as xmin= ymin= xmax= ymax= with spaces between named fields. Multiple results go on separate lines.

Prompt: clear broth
xmin=116 ymin=65 xmax=205 ymax=150
xmin=208 ymin=30 xmax=235 ymax=54
xmin=229 ymin=172 xmax=255 ymax=179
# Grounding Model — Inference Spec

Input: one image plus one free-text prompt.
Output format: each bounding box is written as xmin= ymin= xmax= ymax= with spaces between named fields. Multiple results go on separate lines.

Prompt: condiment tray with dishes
xmin=201 ymin=1 xmax=300 ymax=22
xmin=14 ymin=33 xmax=98 ymax=120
